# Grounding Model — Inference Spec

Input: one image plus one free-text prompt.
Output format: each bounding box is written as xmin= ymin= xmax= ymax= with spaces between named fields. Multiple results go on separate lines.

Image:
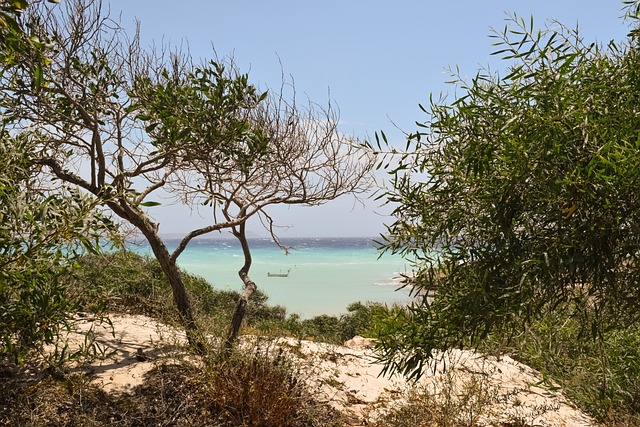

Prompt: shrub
xmin=339 ymin=301 xmax=386 ymax=341
xmin=204 ymin=344 xmax=343 ymax=427
xmin=0 ymin=136 xmax=117 ymax=364
xmin=0 ymin=269 xmax=76 ymax=364
xmin=480 ymin=307 xmax=640 ymax=424
xmin=273 ymin=301 xmax=384 ymax=344
xmin=0 ymin=355 xmax=344 ymax=427
xmin=65 ymin=250 xmax=287 ymax=330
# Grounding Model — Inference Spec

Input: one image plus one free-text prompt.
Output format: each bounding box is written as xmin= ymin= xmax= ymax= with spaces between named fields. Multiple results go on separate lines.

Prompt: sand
xmin=62 ymin=314 xmax=596 ymax=427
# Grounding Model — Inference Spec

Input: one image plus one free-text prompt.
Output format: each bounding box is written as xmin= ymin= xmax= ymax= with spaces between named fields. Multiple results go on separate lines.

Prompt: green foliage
xmin=130 ymin=60 xmax=270 ymax=172
xmin=369 ymin=4 xmax=640 ymax=380
xmin=338 ymin=301 xmax=381 ymax=340
xmin=0 ymin=0 xmax=56 ymax=88
xmin=1 ymin=0 xmax=33 ymax=64
xmin=0 ymin=0 xmax=29 ymax=61
xmin=2 ymin=1 xmax=370 ymax=348
xmin=67 ymin=250 xmax=171 ymax=317
xmin=0 ymin=0 xmax=118 ymax=364
xmin=278 ymin=301 xmax=383 ymax=344
xmin=297 ymin=314 xmax=342 ymax=341
xmin=66 ymin=250 xmax=286 ymax=328
xmin=0 ymin=135 xmax=117 ymax=363
xmin=67 ymin=250 xmax=387 ymax=345
xmin=481 ymin=308 xmax=640 ymax=423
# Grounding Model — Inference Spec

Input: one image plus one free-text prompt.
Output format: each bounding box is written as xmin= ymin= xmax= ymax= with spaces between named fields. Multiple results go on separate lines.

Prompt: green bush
xmin=0 ymin=268 xmax=76 ymax=364
xmin=273 ymin=301 xmax=384 ymax=344
xmin=481 ymin=307 xmax=640 ymax=423
xmin=3 ymin=250 xmax=350 ymax=426
xmin=65 ymin=250 xmax=287 ymax=330
xmin=0 ymin=136 xmax=117 ymax=364
xmin=339 ymin=301 xmax=386 ymax=341
xmin=66 ymin=250 xmax=384 ymax=345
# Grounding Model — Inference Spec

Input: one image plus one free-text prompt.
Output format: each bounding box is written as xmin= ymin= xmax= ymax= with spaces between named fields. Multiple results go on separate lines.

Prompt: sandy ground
xmin=64 ymin=314 xmax=596 ymax=427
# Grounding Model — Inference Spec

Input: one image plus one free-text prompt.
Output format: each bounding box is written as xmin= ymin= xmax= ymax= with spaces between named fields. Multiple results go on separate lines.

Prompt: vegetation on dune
xmin=368 ymin=0 xmax=640 ymax=380
xmin=67 ymin=251 xmax=286 ymax=329
xmin=5 ymin=0 xmax=640 ymax=425
xmin=479 ymin=307 xmax=640 ymax=424
xmin=0 ymin=250 xmax=370 ymax=427
xmin=0 ymin=2 xmax=369 ymax=423
xmin=66 ymin=250 xmax=380 ymax=345
xmin=0 ymin=136 xmax=117 ymax=364
xmin=0 ymin=357 xmax=346 ymax=427
xmin=0 ymin=0 xmax=119 ymax=364
xmin=364 ymin=0 xmax=640 ymax=423
xmin=3 ymin=246 xmax=640 ymax=425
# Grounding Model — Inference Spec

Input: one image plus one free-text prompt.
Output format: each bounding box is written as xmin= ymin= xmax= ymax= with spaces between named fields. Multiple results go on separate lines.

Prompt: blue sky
xmin=106 ymin=1 xmax=632 ymax=237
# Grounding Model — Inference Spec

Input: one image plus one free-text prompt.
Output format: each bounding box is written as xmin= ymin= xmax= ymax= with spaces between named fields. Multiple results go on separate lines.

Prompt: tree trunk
xmin=145 ymin=232 xmax=197 ymax=330
xmin=108 ymin=200 xmax=202 ymax=350
xmin=40 ymin=160 xmax=202 ymax=347
xmin=226 ymin=271 xmax=257 ymax=349
xmin=141 ymin=224 xmax=203 ymax=349
xmin=142 ymin=225 xmax=206 ymax=351
xmin=225 ymin=221 xmax=256 ymax=349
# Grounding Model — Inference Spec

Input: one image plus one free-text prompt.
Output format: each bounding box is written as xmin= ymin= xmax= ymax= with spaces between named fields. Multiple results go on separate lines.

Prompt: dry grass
xmin=0 ymin=361 xmax=211 ymax=426
xmin=368 ymin=360 xmax=559 ymax=427
xmin=203 ymin=346 xmax=345 ymax=427
xmin=0 ymin=353 xmax=345 ymax=427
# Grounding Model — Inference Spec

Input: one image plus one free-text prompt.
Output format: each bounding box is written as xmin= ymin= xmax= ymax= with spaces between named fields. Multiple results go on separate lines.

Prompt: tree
xmin=3 ymin=0 xmax=371 ymax=346
xmin=0 ymin=135 xmax=115 ymax=362
xmin=134 ymin=65 xmax=373 ymax=345
xmin=186 ymin=88 xmax=371 ymax=346
xmin=369 ymin=4 xmax=640 ymax=379
xmin=1 ymin=0 xmax=116 ymax=362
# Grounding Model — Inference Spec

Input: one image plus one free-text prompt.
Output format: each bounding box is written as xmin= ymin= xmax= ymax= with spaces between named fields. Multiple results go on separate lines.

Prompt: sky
xmin=104 ymin=0 xmax=632 ymax=238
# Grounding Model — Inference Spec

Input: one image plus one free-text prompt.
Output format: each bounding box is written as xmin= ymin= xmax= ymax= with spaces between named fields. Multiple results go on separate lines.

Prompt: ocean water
xmin=131 ymin=237 xmax=411 ymax=318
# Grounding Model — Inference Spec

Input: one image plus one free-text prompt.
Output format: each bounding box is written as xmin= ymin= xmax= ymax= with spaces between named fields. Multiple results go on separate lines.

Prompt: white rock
xmin=343 ymin=335 xmax=375 ymax=349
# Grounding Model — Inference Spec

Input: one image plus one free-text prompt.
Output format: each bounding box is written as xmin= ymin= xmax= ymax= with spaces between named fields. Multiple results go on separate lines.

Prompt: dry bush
xmin=203 ymin=344 xmax=344 ymax=427
xmin=0 ymin=345 xmax=344 ymax=427
xmin=369 ymin=361 xmax=557 ymax=427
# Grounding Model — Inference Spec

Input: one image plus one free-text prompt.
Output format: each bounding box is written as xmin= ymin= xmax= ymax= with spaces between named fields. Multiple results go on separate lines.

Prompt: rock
xmin=135 ymin=348 xmax=153 ymax=362
xmin=343 ymin=335 xmax=375 ymax=349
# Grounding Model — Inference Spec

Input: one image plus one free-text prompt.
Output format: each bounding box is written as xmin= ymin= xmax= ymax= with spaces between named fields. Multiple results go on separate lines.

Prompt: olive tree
xmin=1 ymin=0 xmax=116 ymax=362
xmin=200 ymin=94 xmax=372 ymax=346
xmin=0 ymin=135 xmax=116 ymax=362
xmin=4 ymin=0 xmax=371 ymax=346
xmin=369 ymin=4 xmax=640 ymax=379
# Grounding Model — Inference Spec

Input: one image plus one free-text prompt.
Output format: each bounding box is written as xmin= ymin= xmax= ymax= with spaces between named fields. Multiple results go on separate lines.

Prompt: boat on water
xmin=267 ymin=269 xmax=291 ymax=278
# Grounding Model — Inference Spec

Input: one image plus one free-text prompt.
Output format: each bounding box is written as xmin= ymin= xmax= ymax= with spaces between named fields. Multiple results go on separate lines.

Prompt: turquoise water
xmin=131 ymin=237 xmax=411 ymax=318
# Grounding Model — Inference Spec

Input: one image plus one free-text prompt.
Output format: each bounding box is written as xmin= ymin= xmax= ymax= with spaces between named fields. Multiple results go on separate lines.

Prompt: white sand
xmin=63 ymin=314 xmax=596 ymax=427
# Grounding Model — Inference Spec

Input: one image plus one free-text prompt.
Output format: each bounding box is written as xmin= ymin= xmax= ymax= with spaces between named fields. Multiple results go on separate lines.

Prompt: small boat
xmin=267 ymin=269 xmax=291 ymax=278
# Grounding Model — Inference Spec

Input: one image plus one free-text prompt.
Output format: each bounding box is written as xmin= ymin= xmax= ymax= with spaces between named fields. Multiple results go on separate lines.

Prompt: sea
xmin=130 ymin=236 xmax=412 ymax=318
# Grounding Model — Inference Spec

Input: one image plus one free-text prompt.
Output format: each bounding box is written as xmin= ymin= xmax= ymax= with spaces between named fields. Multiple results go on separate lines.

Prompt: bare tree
xmin=3 ymin=0 xmax=372 ymax=346
xmin=176 ymin=89 xmax=373 ymax=346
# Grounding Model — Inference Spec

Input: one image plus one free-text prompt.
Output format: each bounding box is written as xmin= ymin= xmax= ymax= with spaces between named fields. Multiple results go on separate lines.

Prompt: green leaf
xmin=34 ymin=64 xmax=43 ymax=88
xmin=140 ymin=201 xmax=162 ymax=207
